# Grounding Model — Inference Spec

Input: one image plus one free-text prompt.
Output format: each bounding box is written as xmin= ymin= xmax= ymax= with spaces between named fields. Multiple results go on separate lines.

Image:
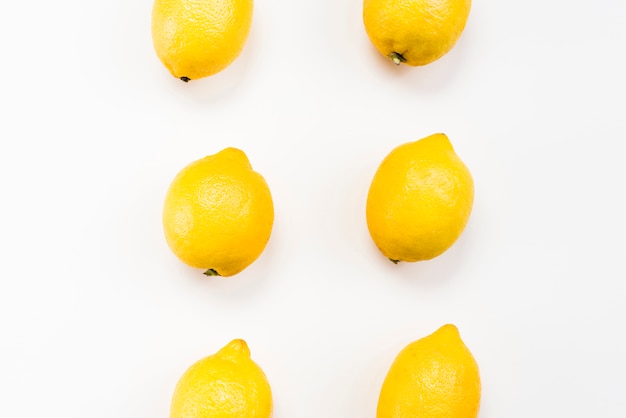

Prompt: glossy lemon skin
xmin=366 ymin=133 xmax=474 ymax=262
xmin=170 ymin=339 xmax=273 ymax=418
xmin=377 ymin=324 xmax=481 ymax=418
xmin=162 ymin=148 xmax=274 ymax=277
xmin=363 ymin=0 xmax=471 ymax=66
xmin=152 ymin=0 xmax=253 ymax=80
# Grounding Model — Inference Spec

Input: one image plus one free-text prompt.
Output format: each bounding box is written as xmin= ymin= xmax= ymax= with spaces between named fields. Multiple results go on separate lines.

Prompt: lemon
xmin=377 ymin=324 xmax=481 ymax=418
xmin=170 ymin=339 xmax=273 ymax=418
xmin=366 ymin=133 xmax=473 ymax=263
xmin=151 ymin=0 xmax=253 ymax=81
xmin=162 ymin=147 xmax=274 ymax=277
xmin=363 ymin=0 xmax=471 ymax=66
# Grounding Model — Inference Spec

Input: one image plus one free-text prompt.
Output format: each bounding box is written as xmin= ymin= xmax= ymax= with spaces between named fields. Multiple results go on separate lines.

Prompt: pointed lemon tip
xmin=412 ymin=132 xmax=455 ymax=154
xmin=435 ymin=323 xmax=461 ymax=340
xmin=440 ymin=323 xmax=459 ymax=331
xmin=216 ymin=147 xmax=251 ymax=167
xmin=422 ymin=132 xmax=450 ymax=145
xmin=218 ymin=339 xmax=251 ymax=359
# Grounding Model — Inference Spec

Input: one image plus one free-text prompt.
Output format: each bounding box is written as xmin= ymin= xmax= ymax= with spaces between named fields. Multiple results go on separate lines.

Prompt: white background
xmin=1 ymin=0 xmax=626 ymax=416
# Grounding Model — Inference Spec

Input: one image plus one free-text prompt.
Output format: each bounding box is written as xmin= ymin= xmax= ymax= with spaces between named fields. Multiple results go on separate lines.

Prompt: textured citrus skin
xmin=363 ymin=0 xmax=471 ymax=66
xmin=162 ymin=148 xmax=274 ymax=277
xmin=170 ymin=339 xmax=273 ymax=418
xmin=377 ymin=324 xmax=481 ymax=418
xmin=152 ymin=0 xmax=253 ymax=80
xmin=366 ymin=133 xmax=473 ymax=262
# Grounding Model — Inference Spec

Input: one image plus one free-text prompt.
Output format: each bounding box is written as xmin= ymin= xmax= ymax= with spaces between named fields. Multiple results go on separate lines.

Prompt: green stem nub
xmin=180 ymin=76 xmax=191 ymax=82
xmin=388 ymin=52 xmax=406 ymax=66
xmin=204 ymin=268 xmax=220 ymax=276
xmin=389 ymin=259 xmax=400 ymax=264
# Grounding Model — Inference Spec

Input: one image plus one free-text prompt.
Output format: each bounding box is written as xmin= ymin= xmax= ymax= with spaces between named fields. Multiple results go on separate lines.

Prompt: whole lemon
xmin=170 ymin=339 xmax=273 ymax=418
xmin=377 ymin=324 xmax=481 ymax=418
xmin=162 ymin=147 xmax=274 ymax=277
xmin=151 ymin=0 xmax=253 ymax=81
xmin=366 ymin=133 xmax=473 ymax=263
xmin=363 ymin=0 xmax=471 ymax=66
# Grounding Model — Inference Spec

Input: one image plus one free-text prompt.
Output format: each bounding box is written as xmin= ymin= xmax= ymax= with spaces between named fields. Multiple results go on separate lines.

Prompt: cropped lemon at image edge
xmin=170 ymin=339 xmax=273 ymax=418
xmin=151 ymin=0 xmax=254 ymax=81
xmin=377 ymin=324 xmax=481 ymax=418
xmin=363 ymin=0 xmax=472 ymax=66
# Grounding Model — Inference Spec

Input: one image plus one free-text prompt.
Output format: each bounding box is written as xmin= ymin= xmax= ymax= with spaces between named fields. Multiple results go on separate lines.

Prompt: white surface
xmin=1 ymin=0 xmax=626 ymax=416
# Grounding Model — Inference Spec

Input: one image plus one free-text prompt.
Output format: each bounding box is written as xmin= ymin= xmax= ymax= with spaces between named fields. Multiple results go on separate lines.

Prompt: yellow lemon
xmin=377 ymin=324 xmax=481 ymax=418
xmin=162 ymin=147 xmax=274 ymax=277
xmin=170 ymin=339 xmax=273 ymax=418
xmin=366 ymin=133 xmax=473 ymax=263
xmin=363 ymin=0 xmax=471 ymax=66
xmin=152 ymin=0 xmax=253 ymax=81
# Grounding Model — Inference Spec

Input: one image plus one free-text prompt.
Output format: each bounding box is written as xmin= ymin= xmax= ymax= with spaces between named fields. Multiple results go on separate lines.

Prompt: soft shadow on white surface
xmin=148 ymin=34 xmax=259 ymax=107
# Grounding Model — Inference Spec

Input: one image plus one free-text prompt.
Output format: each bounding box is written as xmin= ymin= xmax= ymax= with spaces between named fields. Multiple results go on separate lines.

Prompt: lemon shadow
xmin=161 ymin=23 xmax=261 ymax=106
xmin=365 ymin=40 xmax=471 ymax=95
xmin=318 ymin=0 xmax=473 ymax=96
xmin=371 ymin=233 xmax=473 ymax=289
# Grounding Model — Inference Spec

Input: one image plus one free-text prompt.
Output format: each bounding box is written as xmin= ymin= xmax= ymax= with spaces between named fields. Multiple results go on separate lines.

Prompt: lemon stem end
xmin=389 ymin=52 xmax=406 ymax=65
xmin=204 ymin=268 xmax=220 ymax=276
xmin=180 ymin=76 xmax=190 ymax=82
xmin=389 ymin=259 xmax=400 ymax=264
